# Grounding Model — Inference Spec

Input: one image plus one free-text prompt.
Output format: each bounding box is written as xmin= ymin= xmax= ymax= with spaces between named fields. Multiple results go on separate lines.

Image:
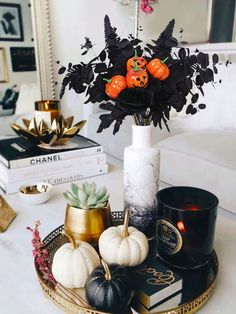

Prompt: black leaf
xmin=185 ymin=77 xmax=193 ymax=89
xmin=60 ymin=76 xmax=70 ymax=99
xmin=56 ymin=60 xmax=60 ymax=64
xmin=97 ymin=102 xmax=129 ymax=134
xmin=212 ymin=54 xmax=219 ymax=65
xmin=213 ymin=65 xmax=218 ymax=74
xmin=178 ymin=48 xmax=186 ymax=60
xmin=144 ymin=47 xmax=152 ymax=55
xmin=205 ymin=68 xmax=214 ymax=82
xmin=197 ymin=52 xmax=209 ymax=69
xmin=99 ymin=50 xmax=106 ymax=62
xmin=151 ymin=19 xmax=176 ymax=58
xmin=94 ymin=63 xmax=107 ymax=73
xmin=186 ymin=104 xmax=193 ymax=114
xmin=104 ymin=15 xmax=118 ymax=48
xmin=191 ymin=93 xmax=199 ymax=103
xmin=131 ymin=38 xmax=142 ymax=45
xmin=198 ymin=103 xmax=206 ymax=109
xmin=68 ymin=63 xmax=72 ymax=70
xmin=198 ymin=86 xmax=204 ymax=96
xmin=191 ymin=108 xmax=197 ymax=115
xmin=196 ymin=75 xmax=204 ymax=86
xmin=165 ymin=37 xmax=178 ymax=47
xmin=81 ymin=37 xmax=94 ymax=52
xmin=58 ymin=66 xmax=66 ymax=75
xmin=119 ymin=39 xmax=130 ymax=48
xmin=81 ymin=50 xmax=87 ymax=55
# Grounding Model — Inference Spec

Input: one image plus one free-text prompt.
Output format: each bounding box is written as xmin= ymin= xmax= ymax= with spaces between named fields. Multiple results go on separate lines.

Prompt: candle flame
xmin=185 ymin=204 xmax=199 ymax=211
xmin=189 ymin=206 xmax=198 ymax=211
xmin=177 ymin=221 xmax=185 ymax=233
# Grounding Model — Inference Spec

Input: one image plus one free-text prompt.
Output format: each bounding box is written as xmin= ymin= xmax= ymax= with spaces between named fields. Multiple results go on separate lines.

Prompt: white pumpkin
xmin=52 ymin=232 xmax=100 ymax=288
xmin=99 ymin=209 xmax=149 ymax=267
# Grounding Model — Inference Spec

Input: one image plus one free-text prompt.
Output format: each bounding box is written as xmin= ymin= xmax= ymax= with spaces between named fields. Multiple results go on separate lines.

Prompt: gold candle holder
xmin=35 ymin=100 xmax=60 ymax=126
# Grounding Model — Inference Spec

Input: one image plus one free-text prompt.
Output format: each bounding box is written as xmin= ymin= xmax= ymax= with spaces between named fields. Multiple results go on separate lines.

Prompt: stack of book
xmin=0 ymin=135 xmax=108 ymax=194
xmin=131 ymin=243 xmax=183 ymax=313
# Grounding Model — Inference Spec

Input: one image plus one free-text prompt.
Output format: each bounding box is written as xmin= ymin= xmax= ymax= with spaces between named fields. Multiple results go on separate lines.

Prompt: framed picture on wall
xmin=0 ymin=47 xmax=8 ymax=82
xmin=0 ymin=3 xmax=24 ymax=41
xmin=10 ymin=47 xmax=36 ymax=72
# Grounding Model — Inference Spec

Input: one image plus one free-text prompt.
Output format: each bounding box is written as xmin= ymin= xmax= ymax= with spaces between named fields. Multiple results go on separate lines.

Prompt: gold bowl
xmin=64 ymin=203 xmax=113 ymax=245
xmin=18 ymin=182 xmax=52 ymax=205
xmin=11 ymin=115 xmax=86 ymax=147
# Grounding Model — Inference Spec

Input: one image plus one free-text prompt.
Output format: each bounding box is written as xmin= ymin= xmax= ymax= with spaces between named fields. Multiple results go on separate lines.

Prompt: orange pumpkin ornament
xmin=127 ymin=50 xmax=147 ymax=71
xmin=103 ymin=75 xmax=127 ymax=99
xmin=147 ymin=57 xmax=170 ymax=80
xmin=126 ymin=62 xmax=149 ymax=88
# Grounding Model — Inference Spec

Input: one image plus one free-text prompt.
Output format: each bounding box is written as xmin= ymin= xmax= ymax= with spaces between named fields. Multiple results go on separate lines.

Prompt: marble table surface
xmin=0 ymin=165 xmax=236 ymax=314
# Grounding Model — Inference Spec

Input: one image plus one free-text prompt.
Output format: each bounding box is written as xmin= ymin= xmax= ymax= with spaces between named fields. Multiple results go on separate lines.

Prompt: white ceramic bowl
xmin=18 ymin=182 xmax=52 ymax=205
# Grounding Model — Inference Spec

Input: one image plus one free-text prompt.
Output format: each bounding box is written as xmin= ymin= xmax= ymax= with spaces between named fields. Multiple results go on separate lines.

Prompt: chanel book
xmin=131 ymin=254 xmax=183 ymax=313
xmin=0 ymin=135 xmax=103 ymax=169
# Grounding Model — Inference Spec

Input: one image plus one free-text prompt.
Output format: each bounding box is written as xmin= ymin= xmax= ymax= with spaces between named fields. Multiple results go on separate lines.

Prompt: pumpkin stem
xmin=64 ymin=231 xmax=78 ymax=249
xmin=161 ymin=57 xmax=169 ymax=64
xmin=103 ymin=78 xmax=111 ymax=83
xmin=134 ymin=49 xmax=138 ymax=57
xmin=123 ymin=208 xmax=130 ymax=238
xmin=133 ymin=62 xmax=138 ymax=72
xmin=101 ymin=259 xmax=112 ymax=281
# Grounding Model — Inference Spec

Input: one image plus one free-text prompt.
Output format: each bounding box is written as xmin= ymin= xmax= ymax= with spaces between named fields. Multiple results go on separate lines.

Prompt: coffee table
xmin=0 ymin=164 xmax=236 ymax=314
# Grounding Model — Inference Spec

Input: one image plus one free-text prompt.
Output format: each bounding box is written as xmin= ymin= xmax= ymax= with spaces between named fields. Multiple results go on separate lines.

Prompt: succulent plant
xmin=63 ymin=182 xmax=109 ymax=209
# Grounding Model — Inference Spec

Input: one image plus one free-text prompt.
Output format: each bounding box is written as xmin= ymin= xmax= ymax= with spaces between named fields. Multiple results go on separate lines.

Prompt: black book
xmin=0 ymin=135 xmax=103 ymax=169
xmin=131 ymin=253 xmax=183 ymax=313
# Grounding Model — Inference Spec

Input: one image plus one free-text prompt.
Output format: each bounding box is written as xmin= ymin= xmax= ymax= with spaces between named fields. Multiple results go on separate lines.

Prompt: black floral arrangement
xmin=58 ymin=16 xmax=219 ymax=135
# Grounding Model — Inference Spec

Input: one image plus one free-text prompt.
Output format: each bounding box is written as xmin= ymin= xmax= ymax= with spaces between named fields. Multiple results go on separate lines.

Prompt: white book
xmin=0 ymin=164 xmax=109 ymax=194
xmin=0 ymin=153 xmax=107 ymax=183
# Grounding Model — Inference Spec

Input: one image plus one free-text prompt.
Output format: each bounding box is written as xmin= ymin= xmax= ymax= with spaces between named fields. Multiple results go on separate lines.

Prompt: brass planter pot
xmin=64 ymin=203 xmax=112 ymax=244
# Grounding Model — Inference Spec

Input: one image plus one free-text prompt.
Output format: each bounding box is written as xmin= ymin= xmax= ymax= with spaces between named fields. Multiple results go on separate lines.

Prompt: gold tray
xmin=35 ymin=212 xmax=218 ymax=314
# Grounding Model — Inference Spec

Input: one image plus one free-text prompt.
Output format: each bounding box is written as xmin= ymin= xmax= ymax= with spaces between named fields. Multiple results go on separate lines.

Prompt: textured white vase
xmin=124 ymin=125 xmax=159 ymax=238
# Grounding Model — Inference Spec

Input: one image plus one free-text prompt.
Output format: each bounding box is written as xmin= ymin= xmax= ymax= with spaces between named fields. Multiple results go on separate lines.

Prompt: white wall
xmin=0 ymin=0 xmax=37 ymax=96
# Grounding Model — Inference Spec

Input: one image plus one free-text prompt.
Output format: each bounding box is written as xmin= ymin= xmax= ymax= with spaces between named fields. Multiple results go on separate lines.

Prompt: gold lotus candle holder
xmin=11 ymin=115 xmax=86 ymax=147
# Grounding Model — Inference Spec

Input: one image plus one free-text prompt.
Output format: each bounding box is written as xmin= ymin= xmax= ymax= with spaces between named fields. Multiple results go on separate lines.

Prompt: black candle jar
xmin=156 ymin=186 xmax=218 ymax=269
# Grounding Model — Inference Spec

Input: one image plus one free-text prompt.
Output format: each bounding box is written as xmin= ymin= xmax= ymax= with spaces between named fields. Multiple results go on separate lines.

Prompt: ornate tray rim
xmin=35 ymin=219 xmax=218 ymax=314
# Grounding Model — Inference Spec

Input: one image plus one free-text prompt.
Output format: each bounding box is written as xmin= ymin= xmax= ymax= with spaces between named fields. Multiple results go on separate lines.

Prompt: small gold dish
xmin=64 ymin=203 xmax=112 ymax=245
xmin=11 ymin=115 xmax=86 ymax=147
xmin=18 ymin=182 xmax=52 ymax=205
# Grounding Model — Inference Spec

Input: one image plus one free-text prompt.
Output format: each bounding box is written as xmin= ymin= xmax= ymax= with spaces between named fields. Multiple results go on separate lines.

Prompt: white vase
xmin=124 ymin=125 xmax=159 ymax=238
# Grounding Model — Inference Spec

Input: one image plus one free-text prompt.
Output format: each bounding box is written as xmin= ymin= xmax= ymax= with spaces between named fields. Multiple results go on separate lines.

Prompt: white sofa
xmin=158 ymin=131 xmax=236 ymax=214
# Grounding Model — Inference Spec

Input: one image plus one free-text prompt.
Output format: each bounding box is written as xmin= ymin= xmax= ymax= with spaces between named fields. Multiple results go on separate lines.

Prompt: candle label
xmin=156 ymin=219 xmax=182 ymax=255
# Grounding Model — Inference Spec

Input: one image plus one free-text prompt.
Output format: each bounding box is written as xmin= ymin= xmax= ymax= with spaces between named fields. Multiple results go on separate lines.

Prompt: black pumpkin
xmin=85 ymin=260 xmax=133 ymax=313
